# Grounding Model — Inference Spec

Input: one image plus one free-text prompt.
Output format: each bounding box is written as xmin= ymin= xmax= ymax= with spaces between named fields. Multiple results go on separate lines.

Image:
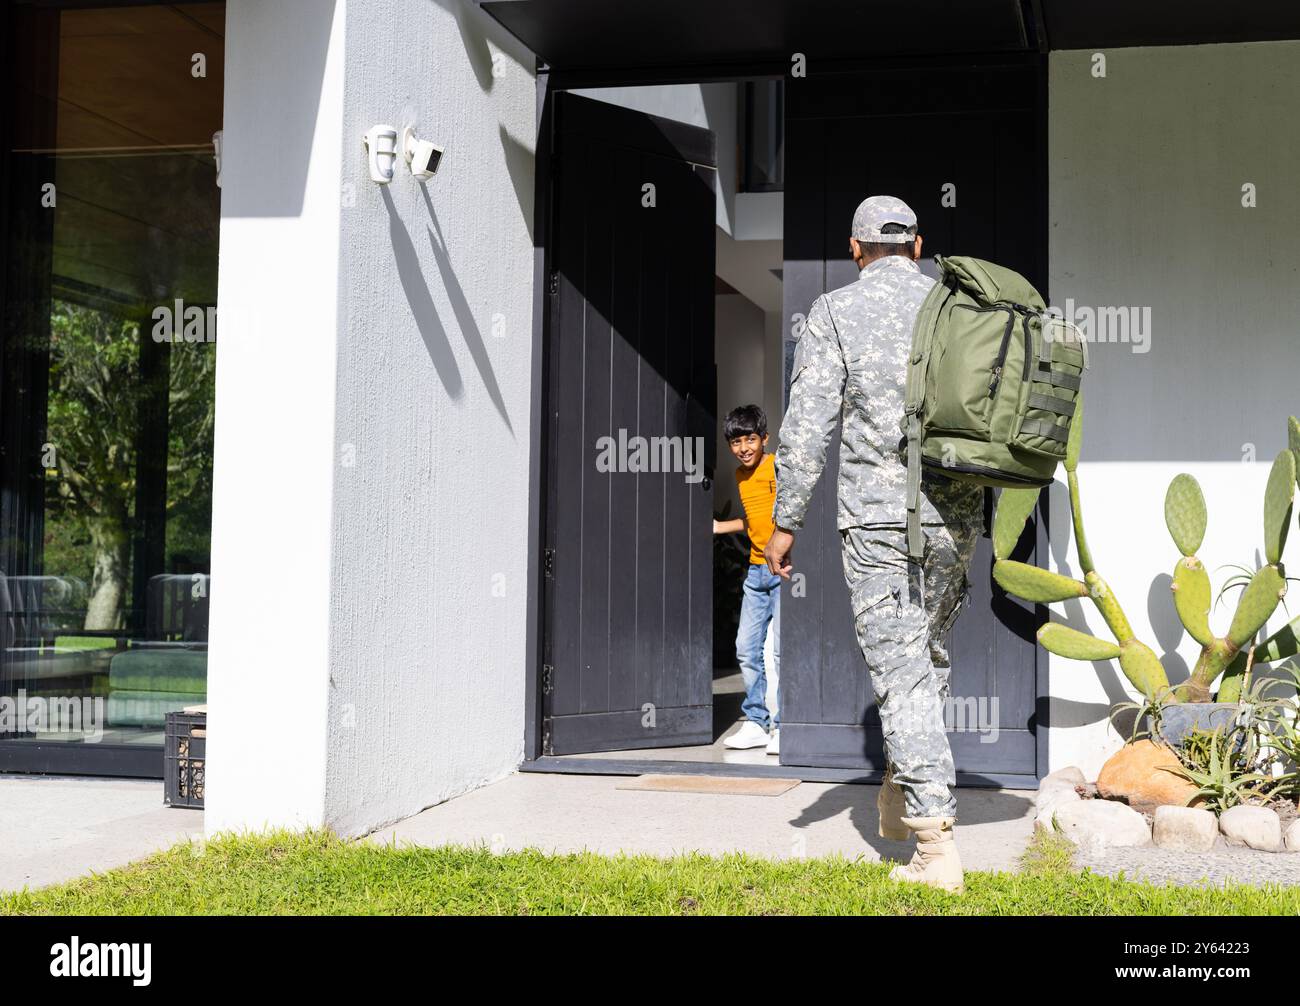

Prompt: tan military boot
xmin=889 ymin=816 xmax=964 ymax=894
xmin=876 ymin=766 xmax=909 ymax=841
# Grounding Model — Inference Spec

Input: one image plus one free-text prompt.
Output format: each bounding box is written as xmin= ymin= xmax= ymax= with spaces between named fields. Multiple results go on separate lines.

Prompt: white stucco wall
xmin=1047 ymin=42 xmax=1300 ymax=777
xmin=208 ymin=0 xmax=535 ymax=837
xmin=325 ymin=0 xmax=534 ymax=836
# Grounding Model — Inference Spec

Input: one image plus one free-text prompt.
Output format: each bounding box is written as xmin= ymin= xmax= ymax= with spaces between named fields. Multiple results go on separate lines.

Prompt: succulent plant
xmin=1172 ymin=570 xmax=1209 ymax=643
xmin=991 ymin=484 xmax=1038 ymax=561
xmin=992 ymin=560 xmax=1088 ymax=602
xmin=1263 ymin=448 xmax=1295 ymax=564
xmin=1036 ymin=622 xmax=1122 ymax=660
xmin=992 ymin=405 xmax=1300 ymax=705
xmin=1164 ymin=473 xmax=1207 ymax=558
xmin=1167 ymin=448 xmax=1292 ymax=701
xmin=991 ymin=396 xmax=1169 ymax=699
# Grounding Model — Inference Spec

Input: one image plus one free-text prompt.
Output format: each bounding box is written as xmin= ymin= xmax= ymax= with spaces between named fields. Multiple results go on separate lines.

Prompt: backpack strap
xmin=1017 ymin=418 xmax=1069 ymax=443
xmin=903 ymin=263 xmax=953 ymax=561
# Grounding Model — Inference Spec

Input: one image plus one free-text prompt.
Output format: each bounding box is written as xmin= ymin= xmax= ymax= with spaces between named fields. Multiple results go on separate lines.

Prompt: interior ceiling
xmin=56 ymin=3 xmax=225 ymax=153
xmin=480 ymin=0 xmax=1300 ymax=70
xmin=40 ymin=3 xmax=226 ymax=314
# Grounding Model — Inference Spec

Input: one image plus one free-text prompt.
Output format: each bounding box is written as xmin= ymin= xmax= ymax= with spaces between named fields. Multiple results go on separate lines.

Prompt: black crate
xmin=164 ymin=711 xmax=206 ymax=809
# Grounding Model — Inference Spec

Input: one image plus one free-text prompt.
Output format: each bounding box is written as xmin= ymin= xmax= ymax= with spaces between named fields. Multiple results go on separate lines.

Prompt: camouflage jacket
xmin=774 ymin=256 xmax=983 ymax=531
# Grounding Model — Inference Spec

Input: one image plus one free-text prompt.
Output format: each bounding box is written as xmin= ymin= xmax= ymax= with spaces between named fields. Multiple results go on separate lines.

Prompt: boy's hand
xmin=765 ymin=528 xmax=795 ymax=579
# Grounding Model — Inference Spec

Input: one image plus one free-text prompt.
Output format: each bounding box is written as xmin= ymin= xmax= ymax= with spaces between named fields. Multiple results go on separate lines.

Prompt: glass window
xmin=1 ymin=2 xmax=224 ymax=769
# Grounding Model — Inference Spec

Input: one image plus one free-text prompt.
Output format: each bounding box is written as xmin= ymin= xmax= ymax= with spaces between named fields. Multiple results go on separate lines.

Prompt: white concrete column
xmin=205 ymin=0 xmax=348 ymax=834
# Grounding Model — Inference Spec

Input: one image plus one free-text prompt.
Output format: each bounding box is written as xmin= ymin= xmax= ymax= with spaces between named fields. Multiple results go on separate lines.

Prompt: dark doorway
xmin=530 ymin=61 xmax=1048 ymax=787
xmin=539 ymin=92 xmax=718 ymax=755
xmin=779 ymin=58 xmax=1047 ymax=784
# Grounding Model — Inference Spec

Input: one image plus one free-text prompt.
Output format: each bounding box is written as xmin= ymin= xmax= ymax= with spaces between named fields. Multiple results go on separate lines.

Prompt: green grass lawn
xmin=2 ymin=829 xmax=1296 ymax=916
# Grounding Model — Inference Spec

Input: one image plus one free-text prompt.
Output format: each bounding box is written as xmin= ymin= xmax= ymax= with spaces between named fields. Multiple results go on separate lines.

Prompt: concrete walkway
xmin=6 ymin=771 xmax=1298 ymax=895
xmin=0 ymin=775 xmax=203 ymax=894
xmin=369 ymin=773 xmax=1040 ymax=874
xmin=0 ymin=771 xmax=1037 ymax=893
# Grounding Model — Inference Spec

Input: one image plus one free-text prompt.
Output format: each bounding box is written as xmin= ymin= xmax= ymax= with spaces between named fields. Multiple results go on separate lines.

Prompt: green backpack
xmin=902 ymin=255 xmax=1087 ymax=559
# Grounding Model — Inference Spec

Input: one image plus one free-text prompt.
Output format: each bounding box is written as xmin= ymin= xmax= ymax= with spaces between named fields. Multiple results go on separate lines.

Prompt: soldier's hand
xmin=765 ymin=528 xmax=795 ymax=579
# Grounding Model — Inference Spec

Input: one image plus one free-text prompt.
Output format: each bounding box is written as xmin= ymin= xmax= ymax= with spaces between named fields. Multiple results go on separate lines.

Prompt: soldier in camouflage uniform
xmin=764 ymin=196 xmax=982 ymax=893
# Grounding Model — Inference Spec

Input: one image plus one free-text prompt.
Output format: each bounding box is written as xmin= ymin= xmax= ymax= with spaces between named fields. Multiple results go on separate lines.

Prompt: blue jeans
xmin=735 ymin=563 xmax=781 ymax=730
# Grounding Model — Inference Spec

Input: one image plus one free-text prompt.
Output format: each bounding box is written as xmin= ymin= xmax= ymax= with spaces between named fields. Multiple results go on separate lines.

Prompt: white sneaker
xmin=723 ymin=721 xmax=770 ymax=750
xmin=765 ymin=728 xmax=780 ymax=755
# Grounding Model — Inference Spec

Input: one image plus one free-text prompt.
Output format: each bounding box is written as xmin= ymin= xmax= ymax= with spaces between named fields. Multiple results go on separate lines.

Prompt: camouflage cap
xmin=850 ymin=195 xmax=918 ymax=244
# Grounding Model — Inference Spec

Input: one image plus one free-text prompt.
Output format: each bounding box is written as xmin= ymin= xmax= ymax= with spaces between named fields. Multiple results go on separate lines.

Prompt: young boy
xmin=713 ymin=404 xmax=781 ymax=755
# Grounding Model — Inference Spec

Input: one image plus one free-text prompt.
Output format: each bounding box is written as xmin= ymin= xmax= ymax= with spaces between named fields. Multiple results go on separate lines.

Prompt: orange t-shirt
xmin=735 ymin=453 xmax=777 ymax=565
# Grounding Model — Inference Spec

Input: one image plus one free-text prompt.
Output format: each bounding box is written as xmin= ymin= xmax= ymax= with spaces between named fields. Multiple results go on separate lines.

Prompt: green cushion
xmin=108 ymin=649 xmax=207 ymax=694
xmin=107 ymin=691 xmax=204 ymax=728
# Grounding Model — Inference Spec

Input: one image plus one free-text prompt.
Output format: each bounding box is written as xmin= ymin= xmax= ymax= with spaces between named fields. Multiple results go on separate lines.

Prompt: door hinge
xmin=548 ymin=271 xmax=559 ymax=296
xmin=541 ymin=663 xmax=554 ymax=695
xmin=543 ymin=547 xmax=556 ymax=578
xmin=542 ymin=724 xmax=553 ymax=756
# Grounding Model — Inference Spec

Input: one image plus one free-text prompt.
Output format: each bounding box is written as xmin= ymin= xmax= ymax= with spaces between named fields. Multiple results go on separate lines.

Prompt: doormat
xmin=615 ymin=774 xmax=800 ymax=796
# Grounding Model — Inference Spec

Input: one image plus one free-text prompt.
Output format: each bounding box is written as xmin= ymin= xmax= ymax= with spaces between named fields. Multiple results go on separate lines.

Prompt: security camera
xmin=402 ymin=126 xmax=445 ymax=180
xmin=363 ymin=124 xmax=398 ymax=183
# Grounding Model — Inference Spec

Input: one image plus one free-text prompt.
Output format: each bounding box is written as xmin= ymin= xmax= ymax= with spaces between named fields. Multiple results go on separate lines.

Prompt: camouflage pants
xmin=840 ymin=523 xmax=980 ymax=820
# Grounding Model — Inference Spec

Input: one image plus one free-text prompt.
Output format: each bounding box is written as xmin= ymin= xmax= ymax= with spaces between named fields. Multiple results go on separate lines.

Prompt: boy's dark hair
xmin=860 ymin=221 xmax=918 ymax=260
xmin=724 ymin=404 xmax=767 ymax=441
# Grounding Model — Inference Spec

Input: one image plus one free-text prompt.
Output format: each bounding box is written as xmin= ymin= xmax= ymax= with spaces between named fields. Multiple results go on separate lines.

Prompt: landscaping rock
xmin=1035 ymin=787 xmax=1081 ymax=833
xmin=1152 ymin=806 xmax=1218 ymax=852
xmin=1036 ymin=777 xmax=1081 ymax=807
xmin=1035 ymin=783 xmax=1081 ymax=813
xmin=1041 ymin=766 xmax=1088 ymax=790
xmin=1096 ymin=740 xmax=1198 ymax=814
xmin=1220 ymin=805 xmax=1282 ymax=851
xmin=1034 ymin=766 xmax=1088 ymax=832
xmin=1286 ymin=819 xmax=1300 ymax=853
xmin=1052 ymin=799 xmax=1152 ymax=852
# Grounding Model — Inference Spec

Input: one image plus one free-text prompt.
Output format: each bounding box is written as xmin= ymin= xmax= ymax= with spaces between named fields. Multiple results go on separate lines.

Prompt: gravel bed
xmin=1074 ymin=842 xmax=1300 ymax=888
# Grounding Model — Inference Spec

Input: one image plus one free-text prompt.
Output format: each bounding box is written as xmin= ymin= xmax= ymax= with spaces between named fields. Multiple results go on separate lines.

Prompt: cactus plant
xmin=1064 ymin=396 xmax=1096 ymax=575
xmin=1219 ymin=609 xmax=1300 ymax=701
xmin=1217 ymin=426 xmax=1300 ymax=703
xmin=1037 ymin=622 xmax=1122 ymax=660
xmin=1118 ymin=639 xmax=1173 ymax=699
xmin=991 ymin=395 xmax=1169 ymax=699
xmin=992 ymin=487 xmax=1039 ymax=561
xmin=1165 ymin=473 xmax=1207 ymax=557
xmin=1263 ymin=448 xmax=1296 ymax=564
xmin=992 ymin=560 xmax=1088 ymax=602
xmin=1162 ymin=450 xmax=1292 ymax=702
xmin=1170 ymin=556 xmax=1214 ymax=647
xmin=992 ymin=407 xmax=1300 ymax=706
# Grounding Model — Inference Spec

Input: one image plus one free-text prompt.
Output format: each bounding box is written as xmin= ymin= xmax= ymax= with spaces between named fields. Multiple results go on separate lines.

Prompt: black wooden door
xmin=780 ymin=60 xmax=1046 ymax=784
xmin=542 ymin=93 xmax=717 ymax=755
